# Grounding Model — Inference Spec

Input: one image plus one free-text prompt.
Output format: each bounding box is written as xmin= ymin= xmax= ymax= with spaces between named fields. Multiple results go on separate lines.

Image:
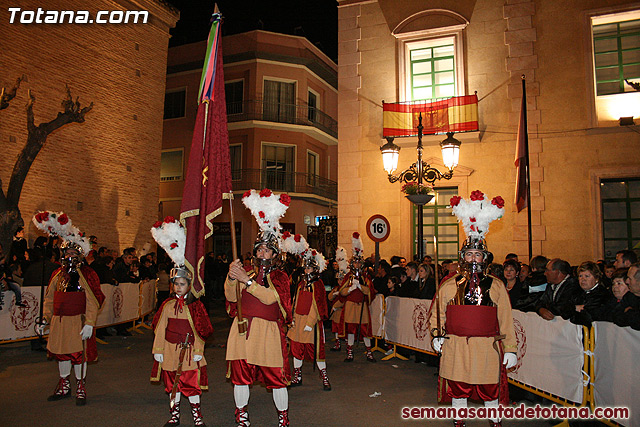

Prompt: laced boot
xmin=330 ymin=339 xmax=341 ymax=352
xmin=47 ymin=376 xmax=71 ymax=401
xmin=75 ymin=379 xmax=87 ymax=406
xmin=277 ymin=409 xmax=290 ymax=427
xmin=344 ymin=345 xmax=354 ymax=362
xmin=164 ymin=401 xmax=180 ymax=426
xmin=365 ymin=347 xmax=376 ymax=363
xmin=319 ymin=368 xmax=331 ymax=391
xmin=453 ymin=421 xmax=466 ymax=427
xmin=235 ymin=406 xmax=250 ymax=427
xmin=190 ymin=402 xmax=206 ymax=426
xmin=290 ymin=367 xmax=302 ymax=386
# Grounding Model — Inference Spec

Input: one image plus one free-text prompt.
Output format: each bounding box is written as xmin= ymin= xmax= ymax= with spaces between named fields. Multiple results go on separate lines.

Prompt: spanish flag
xmin=383 ymin=95 xmax=479 ymax=137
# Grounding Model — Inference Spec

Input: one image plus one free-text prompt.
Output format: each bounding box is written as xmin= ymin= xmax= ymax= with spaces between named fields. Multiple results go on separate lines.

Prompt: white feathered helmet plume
xmin=242 ymin=189 xmax=291 ymax=255
xmin=351 ymin=231 xmax=364 ymax=261
xmin=32 ymin=211 xmax=90 ymax=256
xmin=303 ymin=248 xmax=327 ymax=273
xmin=281 ymin=232 xmax=309 ymax=257
xmin=450 ymin=191 xmax=505 ymax=240
xmin=150 ymin=216 xmax=191 ymax=283
xmin=335 ymin=246 xmax=349 ymax=278
xmin=449 ymin=190 xmax=505 ymax=270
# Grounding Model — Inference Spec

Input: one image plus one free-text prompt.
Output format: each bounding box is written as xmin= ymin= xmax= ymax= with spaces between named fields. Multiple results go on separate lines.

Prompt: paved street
xmin=0 ymin=302 xmax=551 ymax=427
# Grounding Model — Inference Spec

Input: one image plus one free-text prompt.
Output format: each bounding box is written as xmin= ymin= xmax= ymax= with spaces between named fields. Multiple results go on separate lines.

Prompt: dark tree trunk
xmin=0 ymin=80 xmax=92 ymax=262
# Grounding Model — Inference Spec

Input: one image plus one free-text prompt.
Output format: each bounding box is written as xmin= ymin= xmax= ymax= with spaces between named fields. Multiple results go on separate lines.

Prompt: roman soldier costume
xmin=33 ymin=211 xmax=105 ymax=406
xmin=150 ymin=217 xmax=214 ymax=427
xmin=431 ymin=191 xmax=517 ymax=427
xmin=328 ymin=246 xmax=348 ymax=352
xmin=282 ymin=233 xmax=331 ymax=390
xmin=337 ymin=232 xmax=376 ymax=362
xmin=225 ymin=189 xmax=292 ymax=427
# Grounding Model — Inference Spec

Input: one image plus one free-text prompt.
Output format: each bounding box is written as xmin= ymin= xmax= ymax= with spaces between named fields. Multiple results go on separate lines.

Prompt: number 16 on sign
xmin=366 ymin=215 xmax=390 ymax=274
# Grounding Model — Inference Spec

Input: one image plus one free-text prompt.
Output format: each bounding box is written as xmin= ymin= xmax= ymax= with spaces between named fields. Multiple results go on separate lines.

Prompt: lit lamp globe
xmin=380 ymin=136 xmax=400 ymax=175
xmin=440 ymin=132 xmax=462 ymax=170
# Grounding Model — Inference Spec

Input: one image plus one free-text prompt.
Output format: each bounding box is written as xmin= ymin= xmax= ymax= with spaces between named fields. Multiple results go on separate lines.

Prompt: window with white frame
xmin=160 ymin=149 xmax=183 ymax=181
xmin=592 ymin=14 xmax=640 ymax=96
xmin=410 ymin=40 xmax=456 ymax=100
xmin=225 ymin=80 xmax=244 ymax=115
xmin=307 ymin=151 xmax=319 ymax=186
xmin=399 ymin=31 xmax=465 ymax=103
xmin=230 ymin=144 xmax=242 ymax=181
xmin=590 ymin=11 xmax=640 ymax=123
xmin=262 ymin=143 xmax=295 ymax=192
xmin=164 ymin=88 xmax=186 ymax=119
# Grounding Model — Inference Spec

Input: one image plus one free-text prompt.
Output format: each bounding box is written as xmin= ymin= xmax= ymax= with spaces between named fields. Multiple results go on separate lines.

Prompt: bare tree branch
xmin=625 ymin=79 xmax=640 ymax=92
xmin=6 ymin=86 xmax=93 ymax=206
xmin=0 ymin=75 xmax=26 ymax=110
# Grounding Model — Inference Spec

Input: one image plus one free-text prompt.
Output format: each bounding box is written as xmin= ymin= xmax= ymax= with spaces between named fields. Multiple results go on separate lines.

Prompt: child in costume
xmin=328 ymin=246 xmax=348 ymax=352
xmin=150 ymin=217 xmax=214 ymax=427
xmin=283 ymin=233 xmax=331 ymax=390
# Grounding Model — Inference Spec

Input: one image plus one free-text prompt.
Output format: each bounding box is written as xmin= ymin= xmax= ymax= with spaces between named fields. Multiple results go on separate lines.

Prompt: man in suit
xmin=536 ymin=258 xmax=581 ymax=321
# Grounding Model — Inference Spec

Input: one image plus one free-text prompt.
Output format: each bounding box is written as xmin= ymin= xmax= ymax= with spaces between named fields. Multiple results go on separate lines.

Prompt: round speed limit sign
xmin=366 ymin=214 xmax=390 ymax=243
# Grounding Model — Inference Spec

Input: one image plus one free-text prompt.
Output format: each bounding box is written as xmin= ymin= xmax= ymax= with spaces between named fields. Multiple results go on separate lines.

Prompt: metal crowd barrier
xmin=0 ymin=280 xmax=157 ymax=344
xmin=369 ymin=295 xmax=636 ymax=427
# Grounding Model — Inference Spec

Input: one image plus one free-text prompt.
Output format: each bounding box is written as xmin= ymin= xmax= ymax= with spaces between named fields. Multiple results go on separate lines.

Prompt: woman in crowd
xmin=570 ymin=261 xmax=616 ymax=327
xmin=503 ymin=259 xmax=526 ymax=309
xmin=415 ymin=263 xmax=436 ymax=300
xmin=611 ymin=268 xmax=630 ymax=302
xmin=602 ymin=268 xmax=630 ymax=326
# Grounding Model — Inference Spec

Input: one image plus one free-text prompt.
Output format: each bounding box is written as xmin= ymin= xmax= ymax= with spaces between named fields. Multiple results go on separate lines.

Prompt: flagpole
xmin=521 ymin=75 xmax=533 ymax=261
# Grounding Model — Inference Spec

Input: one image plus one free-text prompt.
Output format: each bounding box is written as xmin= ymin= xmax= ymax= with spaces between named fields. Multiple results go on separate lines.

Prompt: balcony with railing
xmin=226 ymin=99 xmax=338 ymax=138
xmin=231 ymin=168 xmax=337 ymax=202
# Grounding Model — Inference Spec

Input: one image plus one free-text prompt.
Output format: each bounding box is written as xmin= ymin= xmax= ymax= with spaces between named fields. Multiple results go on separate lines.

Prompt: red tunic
xmin=287 ymin=278 xmax=328 ymax=361
xmin=337 ymin=272 xmax=376 ymax=337
xmin=44 ymin=265 xmax=105 ymax=362
xmin=150 ymin=296 xmax=214 ymax=394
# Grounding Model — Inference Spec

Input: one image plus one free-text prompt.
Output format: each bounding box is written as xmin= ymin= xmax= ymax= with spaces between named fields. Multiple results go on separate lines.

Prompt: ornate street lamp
xmin=380 ymin=113 xmax=462 ymax=260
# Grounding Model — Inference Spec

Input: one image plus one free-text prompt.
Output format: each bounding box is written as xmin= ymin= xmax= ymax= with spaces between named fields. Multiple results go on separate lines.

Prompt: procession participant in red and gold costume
xmin=282 ymin=233 xmax=331 ymax=390
xmin=430 ymin=192 xmax=517 ymax=427
xmin=338 ymin=232 xmax=376 ymax=362
xmin=328 ymin=246 xmax=348 ymax=352
xmin=150 ymin=217 xmax=214 ymax=427
xmin=225 ymin=189 xmax=292 ymax=427
xmin=33 ymin=211 xmax=105 ymax=406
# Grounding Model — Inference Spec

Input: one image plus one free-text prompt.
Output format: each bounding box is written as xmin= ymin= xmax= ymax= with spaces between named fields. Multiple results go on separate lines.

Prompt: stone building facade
xmin=0 ymin=0 xmax=178 ymax=252
xmin=337 ymin=0 xmax=640 ymax=264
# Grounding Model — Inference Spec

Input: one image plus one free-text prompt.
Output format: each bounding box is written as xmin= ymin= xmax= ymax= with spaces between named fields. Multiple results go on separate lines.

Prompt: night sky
xmin=167 ymin=0 xmax=338 ymax=62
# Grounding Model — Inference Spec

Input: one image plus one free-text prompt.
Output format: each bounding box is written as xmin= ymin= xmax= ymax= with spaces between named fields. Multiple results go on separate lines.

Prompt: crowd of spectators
xmin=316 ymin=248 xmax=640 ymax=333
xmin=0 ymin=228 xmax=167 ymax=337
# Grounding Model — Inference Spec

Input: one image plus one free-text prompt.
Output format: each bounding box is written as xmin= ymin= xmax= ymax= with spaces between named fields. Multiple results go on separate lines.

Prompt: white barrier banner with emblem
xmin=139 ymin=280 xmax=156 ymax=317
xmin=96 ymin=282 xmax=140 ymax=327
xmin=593 ymin=321 xmax=639 ymax=427
xmin=384 ymin=296 xmax=434 ymax=353
xmin=509 ymin=310 xmax=584 ymax=404
xmin=370 ymin=294 xmax=384 ymax=338
xmin=2 ymin=282 xmax=151 ymax=342
xmin=0 ymin=287 xmax=43 ymax=342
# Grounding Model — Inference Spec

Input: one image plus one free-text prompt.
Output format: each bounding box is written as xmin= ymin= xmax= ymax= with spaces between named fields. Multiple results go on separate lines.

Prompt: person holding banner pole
xmin=225 ymin=189 xmax=293 ymax=427
xmin=431 ymin=192 xmax=517 ymax=427
xmin=338 ymin=232 xmax=376 ymax=363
